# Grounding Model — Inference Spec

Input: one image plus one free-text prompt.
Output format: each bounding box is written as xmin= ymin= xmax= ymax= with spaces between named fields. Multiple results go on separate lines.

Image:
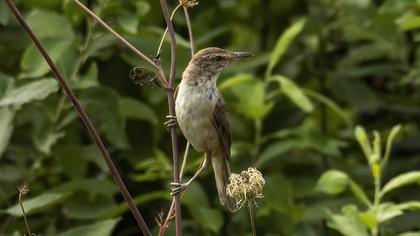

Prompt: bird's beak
xmin=233 ymin=51 xmax=254 ymax=59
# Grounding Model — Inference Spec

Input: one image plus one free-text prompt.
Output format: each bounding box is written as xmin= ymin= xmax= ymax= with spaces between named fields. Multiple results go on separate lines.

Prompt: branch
xmin=183 ymin=7 xmax=195 ymax=56
xmin=72 ymin=0 xmax=170 ymax=88
xmin=158 ymin=5 xmax=196 ymax=236
xmin=156 ymin=4 xmax=182 ymax=57
xmin=158 ymin=0 xmax=182 ymax=235
xmin=4 ymin=1 xmax=152 ymax=235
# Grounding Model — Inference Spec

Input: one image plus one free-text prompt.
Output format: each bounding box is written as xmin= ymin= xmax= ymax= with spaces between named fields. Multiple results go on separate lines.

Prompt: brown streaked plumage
xmin=173 ymin=47 xmax=252 ymax=212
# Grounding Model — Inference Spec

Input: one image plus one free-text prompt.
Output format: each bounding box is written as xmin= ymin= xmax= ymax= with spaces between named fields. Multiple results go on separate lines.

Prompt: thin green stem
xmin=156 ymin=4 xmax=182 ymax=57
xmin=248 ymin=202 xmax=256 ymax=236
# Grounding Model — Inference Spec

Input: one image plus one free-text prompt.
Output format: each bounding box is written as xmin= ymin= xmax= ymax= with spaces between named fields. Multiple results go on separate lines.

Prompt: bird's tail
xmin=211 ymin=152 xmax=237 ymax=212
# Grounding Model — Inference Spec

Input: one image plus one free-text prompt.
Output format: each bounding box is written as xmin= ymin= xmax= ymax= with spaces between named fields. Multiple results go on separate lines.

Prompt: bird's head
xmin=189 ymin=47 xmax=253 ymax=76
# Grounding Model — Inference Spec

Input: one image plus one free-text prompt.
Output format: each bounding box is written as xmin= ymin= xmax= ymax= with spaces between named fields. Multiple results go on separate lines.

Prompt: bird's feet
xmin=170 ymin=182 xmax=188 ymax=196
xmin=164 ymin=115 xmax=177 ymax=129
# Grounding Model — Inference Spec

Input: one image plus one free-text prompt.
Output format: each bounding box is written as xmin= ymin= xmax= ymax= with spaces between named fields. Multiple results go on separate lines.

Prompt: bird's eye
xmin=214 ymin=55 xmax=223 ymax=61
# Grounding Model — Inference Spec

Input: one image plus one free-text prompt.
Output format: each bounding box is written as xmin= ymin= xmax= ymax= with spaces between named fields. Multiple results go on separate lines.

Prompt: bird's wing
xmin=211 ymin=97 xmax=232 ymax=159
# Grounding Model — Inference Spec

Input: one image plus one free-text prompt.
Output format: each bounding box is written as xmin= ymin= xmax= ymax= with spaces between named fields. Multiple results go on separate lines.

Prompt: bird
xmin=168 ymin=47 xmax=253 ymax=212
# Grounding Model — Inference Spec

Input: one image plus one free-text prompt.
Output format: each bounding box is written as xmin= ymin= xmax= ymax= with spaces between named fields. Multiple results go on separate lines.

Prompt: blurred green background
xmin=1 ymin=0 xmax=420 ymax=235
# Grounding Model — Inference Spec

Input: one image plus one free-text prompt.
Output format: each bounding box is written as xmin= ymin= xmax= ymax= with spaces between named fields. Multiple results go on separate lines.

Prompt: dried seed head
xmin=18 ymin=185 xmax=30 ymax=196
xmin=226 ymin=167 xmax=265 ymax=209
xmin=179 ymin=0 xmax=199 ymax=8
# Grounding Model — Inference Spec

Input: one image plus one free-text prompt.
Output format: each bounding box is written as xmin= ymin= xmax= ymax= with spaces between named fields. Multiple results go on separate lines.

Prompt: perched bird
xmin=170 ymin=47 xmax=252 ymax=212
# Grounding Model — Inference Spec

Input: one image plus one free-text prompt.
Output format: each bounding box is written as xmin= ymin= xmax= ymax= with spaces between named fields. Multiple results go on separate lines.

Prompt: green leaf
xmin=119 ymin=97 xmax=158 ymax=125
xmin=0 ymin=1 xmax=10 ymax=26
xmin=100 ymin=191 xmax=169 ymax=219
xmin=315 ymin=170 xmax=349 ymax=195
xmin=265 ymin=18 xmax=305 ymax=77
xmin=0 ymin=79 xmax=59 ymax=107
xmin=397 ymin=14 xmax=420 ymax=31
xmin=219 ymin=73 xmax=254 ymax=91
xmin=358 ymin=211 xmax=377 ymax=230
xmin=25 ymin=9 xmax=74 ymax=39
xmin=0 ymin=107 xmax=14 ymax=157
xmin=382 ymin=124 xmax=402 ymax=167
xmin=223 ymin=74 xmax=273 ymax=119
xmin=63 ymin=192 xmax=116 ymax=220
xmin=304 ymin=89 xmax=352 ymax=126
xmin=256 ymin=140 xmax=297 ymax=167
xmin=269 ymin=75 xmax=313 ymax=112
xmin=56 ymin=218 xmax=120 ymax=236
xmin=5 ymin=192 xmax=71 ymax=216
xmin=354 ymin=126 xmax=373 ymax=163
xmin=326 ymin=205 xmax=369 ymax=236
xmin=381 ymin=171 xmax=420 ymax=197
xmin=264 ymin=174 xmax=293 ymax=213
xmin=377 ymin=202 xmax=403 ymax=222
xmin=118 ymin=10 xmax=139 ymax=34
xmin=20 ymin=38 xmax=73 ymax=78
xmin=349 ymin=180 xmax=372 ymax=207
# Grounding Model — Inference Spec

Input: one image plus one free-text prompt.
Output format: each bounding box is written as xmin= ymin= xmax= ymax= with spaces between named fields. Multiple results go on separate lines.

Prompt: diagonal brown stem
xmin=4 ymin=1 xmax=152 ymax=235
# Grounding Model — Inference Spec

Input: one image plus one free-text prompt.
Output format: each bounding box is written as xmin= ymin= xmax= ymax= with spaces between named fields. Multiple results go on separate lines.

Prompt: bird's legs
xmin=170 ymin=154 xmax=209 ymax=196
xmin=164 ymin=115 xmax=177 ymax=128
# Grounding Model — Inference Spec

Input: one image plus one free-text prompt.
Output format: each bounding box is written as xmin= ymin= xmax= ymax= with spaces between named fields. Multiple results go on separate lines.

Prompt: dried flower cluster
xmin=179 ymin=0 xmax=199 ymax=8
xmin=226 ymin=167 xmax=265 ymax=209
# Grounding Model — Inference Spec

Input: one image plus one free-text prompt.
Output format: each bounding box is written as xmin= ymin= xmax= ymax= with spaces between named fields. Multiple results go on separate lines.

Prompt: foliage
xmin=1 ymin=0 xmax=420 ymax=235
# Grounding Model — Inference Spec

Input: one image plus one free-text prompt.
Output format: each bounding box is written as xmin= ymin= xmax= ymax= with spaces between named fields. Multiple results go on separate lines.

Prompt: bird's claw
xmin=164 ymin=115 xmax=177 ymax=129
xmin=170 ymin=182 xmax=187 ymax=196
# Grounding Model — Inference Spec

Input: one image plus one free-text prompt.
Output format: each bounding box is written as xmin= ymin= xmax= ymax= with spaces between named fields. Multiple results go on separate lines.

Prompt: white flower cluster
xmin=179 ymin=0 xmax=199 ymax=8
xmin=226 ymin=167 xmax=265 ymax=209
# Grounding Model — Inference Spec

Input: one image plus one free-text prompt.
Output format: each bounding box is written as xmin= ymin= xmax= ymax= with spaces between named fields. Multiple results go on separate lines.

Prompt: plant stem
xmin=183 ymin=6 xmax=195 ymax=56
xmin=248 ymin=202 xmax=257 ymax=236
xmin=73 ymin=0 xmax=160 ymax=71
xmin=156 ymin=4 xmax=182 ymax=57
xmin=5 ymin=1 xmax=152 ymax=235
xmin=158 ymin=0 xmax=182 ymax=235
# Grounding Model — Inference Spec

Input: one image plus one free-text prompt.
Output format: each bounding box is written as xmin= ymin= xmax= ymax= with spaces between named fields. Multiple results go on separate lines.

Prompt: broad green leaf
xmin=377 ymin=202 xmax=403 ymax=222
xmin=52 ymin=179 xmax=118 ymax=198
xmin=326 ymin=205 xmax=369 ymax=236
xmin=0 ymin=1 xmax=9 ymax=26
xmin=358 ymin=211 xmax=377 ymax=230
xmin=119 ymin=97 xmax=158 ymax=125
xmin=304 ymin=89 xmax=352 ymax=126
xmin=25 ymin=9 xmax=74 ymax=39
xmin=0 ymin=107 xmax=14 ymax=157
xmin=315 ymin=170 xmax=349 ymax=195
xmin=56 ymin=218 xmax=120 ymax=236
xmin=35 ymin=130 xmax=65 ymax=155
xmin=5 ymin=192 xmax=71 ymax=216
xmin=265 ymin=18 xmax=305 ymax=77
xmin=219 ymin=73 xmax=254 ymax=91
xmin=264 ymin=174 xmax=293 ymax=213
xmin=63 ymin=193 xmax=116 ymax=220
xmin=20 ymin=38 xmax=73 ymax=78
xmin=194 ymin=208 xmax=224 ymax=234
xmin=0 ymin=79 xmax=58 ymax=107
xmin=381 ymin=171 xmax=420 ymax=196
xmin=80 ymin=87 xmax=128 ymax=149
xmin=256 ymin=140 xmax=297 ymax=167
xmin=100 ymin=191 xmax=169 ymax=219
xmin=269 ymin=75 xmax=313 ymax=112
xmin=117 ymin=10 xmax=139 ymax=34
xmin=399 ymin=232 xmax=420 ymax=236
xmin=223 ymin=74 xmax=273 ymax=119
xmin=349 ymin=180 xmax=372 ymax=207
xmin=397 ymin=14 xmax=420 ymax=31
xmin=184 ymin=182 xmax=210 ymax=207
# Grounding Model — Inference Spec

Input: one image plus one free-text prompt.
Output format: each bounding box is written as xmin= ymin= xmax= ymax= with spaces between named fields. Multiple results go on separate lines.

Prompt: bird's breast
xmin=175 ymin=80 xmax=220 ymax=152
